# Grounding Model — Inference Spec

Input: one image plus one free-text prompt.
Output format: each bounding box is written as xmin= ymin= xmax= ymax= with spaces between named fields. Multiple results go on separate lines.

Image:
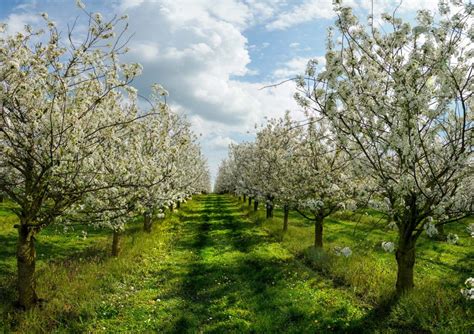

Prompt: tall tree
xmin=297 ymin=2 xmax=473 ymax=294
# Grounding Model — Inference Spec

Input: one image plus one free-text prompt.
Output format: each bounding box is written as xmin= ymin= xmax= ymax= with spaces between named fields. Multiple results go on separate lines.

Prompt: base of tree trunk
xmin=112 ymin=231 xmax=121 ymax=257
xmin=395 ymin=244 xmax=415 ymax=295
xmin=254 ymin=200 xmax=259 ymax=212
xmin=283 ymin=206 xmax=289 ymax=231
xmin=266 ymin=205 xmax=273 ymax=218
xmin=314 ymin=218 xmax=323 ymax=248
xmin=143 ymin=213 xmax=153 ymax=233
xmin=17 ymin=225 xmax=38 ymax=310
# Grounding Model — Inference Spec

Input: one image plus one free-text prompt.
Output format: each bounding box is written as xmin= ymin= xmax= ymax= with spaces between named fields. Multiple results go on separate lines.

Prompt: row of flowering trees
xmin=0 ymin=9 xmax=210 ymax=309
xmin=215 ymin=1 xmax=473 ymax=296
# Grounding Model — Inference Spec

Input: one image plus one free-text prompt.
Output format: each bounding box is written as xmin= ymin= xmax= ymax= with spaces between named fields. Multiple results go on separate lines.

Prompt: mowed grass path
xmin=155 ymin=195 xmax=366 ymax=333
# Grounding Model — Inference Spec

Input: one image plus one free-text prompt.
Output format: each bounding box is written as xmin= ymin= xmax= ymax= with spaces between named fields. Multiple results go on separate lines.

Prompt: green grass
xmin=0 ymin=196 xmax=472 ymax=333
xmin=243 ymin=199 xmax=474 ymax=333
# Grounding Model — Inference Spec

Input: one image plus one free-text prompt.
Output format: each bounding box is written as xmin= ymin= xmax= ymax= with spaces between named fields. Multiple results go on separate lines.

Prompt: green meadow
xmin=1 ymin=195 xmax=472 ymax=333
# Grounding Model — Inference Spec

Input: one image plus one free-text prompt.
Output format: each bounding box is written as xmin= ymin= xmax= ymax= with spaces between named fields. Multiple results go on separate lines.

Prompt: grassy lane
xmin=153 ymin=194 xmax=367 ymax=333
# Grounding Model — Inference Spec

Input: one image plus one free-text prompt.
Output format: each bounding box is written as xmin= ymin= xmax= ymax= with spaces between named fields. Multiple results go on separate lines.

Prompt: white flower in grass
xmin=335 ymin=246 xmax=352 ymax=257
xmin=461 ymin=278 xmax=474 ymax=300
xmin=381 ymin=241 xmax=395 ymax=253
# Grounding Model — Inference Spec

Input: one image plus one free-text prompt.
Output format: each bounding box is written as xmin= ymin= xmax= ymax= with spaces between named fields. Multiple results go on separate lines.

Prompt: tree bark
xmin=314 ymin=216 xmax=323 ymax=248
xmin=169 ymin=204 xmax=174 ymax=212
xmin=112 ymin=230 xmax=121 ymax=257
xmin=395 ymin=236 xmax=416 ymax=295
xmin=248 ymin=197 xmax=252 ymax=206
xmin=254 ymin=200 xmax=259 ymax=212
xmin=17 ymin=224 xmax=38 ymax=309
xmin=143 ymin=212 xmax=153 ymax=233
xmin=283 ymin=205 xmax=289 ymax=232
xmin=435 ymin=224 xmax=446 ymax=241
xmin=266 ymin=202 xmax=273 ymax=218
xmin=243 ymin=194 xmax=246 ymax=202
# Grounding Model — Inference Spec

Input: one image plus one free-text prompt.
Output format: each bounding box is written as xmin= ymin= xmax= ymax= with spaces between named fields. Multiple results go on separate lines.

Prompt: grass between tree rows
xmin=0 ymin=195 xmax=472 ymax=333
xmin=243 ymin=197 xmax=473 ymax=333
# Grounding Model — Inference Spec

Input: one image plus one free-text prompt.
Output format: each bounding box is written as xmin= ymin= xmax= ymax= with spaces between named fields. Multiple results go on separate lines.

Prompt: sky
xmin=0 ymin=0 xmax=440 ymax=182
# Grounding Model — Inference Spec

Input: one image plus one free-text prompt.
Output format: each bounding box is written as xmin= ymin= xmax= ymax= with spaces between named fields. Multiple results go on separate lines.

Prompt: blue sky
xmin=0 ymin=0 xmax=439 ymax=182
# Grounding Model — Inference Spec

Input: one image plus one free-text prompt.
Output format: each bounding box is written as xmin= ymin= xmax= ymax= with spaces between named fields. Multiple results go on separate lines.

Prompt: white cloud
xmin=289 ymin=42 xmax=300 ymax=48
xmin=2 ymin=12 xmax=39 ymax=34
xmin=208 ymin=135 xmax=236 ymax=150
xmin=266 ymin=0 xmax=338 ymax=31
xmin=265 ymin=0 xmax=440 ymax=31
xmin=272 ymin=56 xmax=325 ymax=80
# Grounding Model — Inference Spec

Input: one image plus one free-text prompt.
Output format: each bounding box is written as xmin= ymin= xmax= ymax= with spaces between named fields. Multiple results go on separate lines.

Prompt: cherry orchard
xmin=215 ymin=113 xmax=358 ymax=248
xmin=296 ymin=1 xmax=473 ymax=294
xmin=0 ymin=8 xmax=209 ymax=309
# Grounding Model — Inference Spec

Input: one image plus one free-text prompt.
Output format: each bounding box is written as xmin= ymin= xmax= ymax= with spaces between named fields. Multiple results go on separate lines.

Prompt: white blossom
xmin=381 ymin=241 xmax=395 ymax=253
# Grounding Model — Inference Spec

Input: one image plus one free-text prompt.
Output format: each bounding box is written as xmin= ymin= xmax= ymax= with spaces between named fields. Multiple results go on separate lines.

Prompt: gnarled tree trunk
xmin=17 ymin=224 xmax=38 ymax=309
xmin=283 ymin=205 xmax=289 ymax=232
xmin=112 ymin=230 xmax=122 ymax=257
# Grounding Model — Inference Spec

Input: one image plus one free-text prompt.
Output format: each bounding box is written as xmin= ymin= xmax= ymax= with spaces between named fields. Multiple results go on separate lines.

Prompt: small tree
xmin=292 ymin=120 xmax=354 ymax=248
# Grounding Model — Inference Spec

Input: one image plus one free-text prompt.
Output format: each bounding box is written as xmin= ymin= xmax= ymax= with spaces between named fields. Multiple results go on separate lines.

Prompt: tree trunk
xmin=169 ymin=204 xmax=174 ymax=212
xmin=248 ymin=197 xmax=252 ymax=206
xmin=435 ymin=224 xmax=446 ymax=241
xmin=17 ymin=225 xmax=38 ymax=309
xmin=143 ymin=212 xmax=153 ymax=233
xmin=243 ymin=194 xmax=246 ymax=202
xmin=112 ymin=231 xmax=121 ymax=257
xmin=266 ymin=202 xmax=273 ymax=218
xmin=177 ymin=201 xmax=181 ymax=209
xmin=254 ymin=200 xmax=259 ymax=212
xmin=314 ymin=216 xmax=323 ymax=248
xmin=395 ymin=236 xmax=416 ymax=295
xmin=283 ymin=205 xmax=289 ymax=232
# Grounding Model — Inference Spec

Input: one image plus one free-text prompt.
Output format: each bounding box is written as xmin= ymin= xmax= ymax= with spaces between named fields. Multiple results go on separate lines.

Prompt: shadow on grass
xmin=159 ymin=195 xmax=361 ymax=333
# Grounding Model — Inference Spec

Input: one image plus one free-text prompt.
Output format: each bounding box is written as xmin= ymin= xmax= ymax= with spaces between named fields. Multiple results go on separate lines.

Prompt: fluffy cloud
xmin=266 ymin=0 xmax=338 ymax=31
xmin=2 ymin=12 xmax=39 ymax=34
xmin=273 ymin=56 xmax=326 ymax=80
xmin=265 ymin=0 xmax=441 ymax=31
